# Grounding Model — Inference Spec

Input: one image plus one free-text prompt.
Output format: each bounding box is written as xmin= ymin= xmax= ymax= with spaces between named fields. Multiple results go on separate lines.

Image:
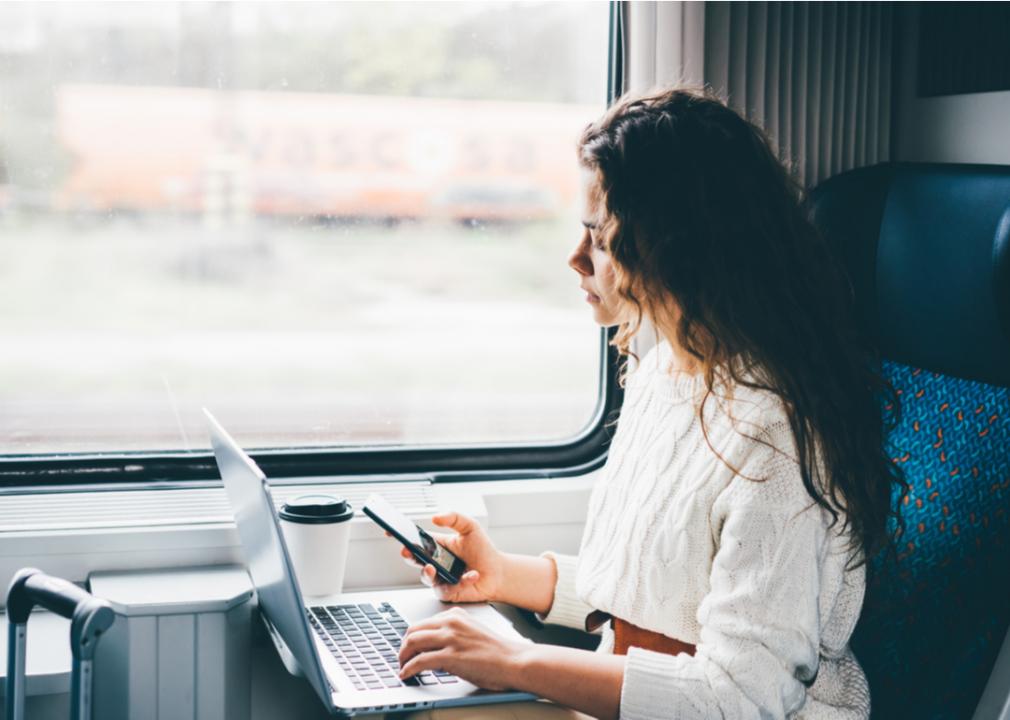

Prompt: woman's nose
xmin=568 ymin=236 xmax=592 ymax=276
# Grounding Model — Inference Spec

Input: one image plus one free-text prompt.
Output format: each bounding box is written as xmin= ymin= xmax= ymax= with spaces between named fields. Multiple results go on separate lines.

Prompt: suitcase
xmin=5 ymin=568 xmax=115 ymax=720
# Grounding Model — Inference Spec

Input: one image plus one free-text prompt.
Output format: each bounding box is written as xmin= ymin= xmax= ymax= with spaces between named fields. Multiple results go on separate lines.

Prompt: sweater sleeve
xmin=534 ymin=551 xmax=598 ymax=631
xmin=619 ymin=473 xmax=828 ymax=719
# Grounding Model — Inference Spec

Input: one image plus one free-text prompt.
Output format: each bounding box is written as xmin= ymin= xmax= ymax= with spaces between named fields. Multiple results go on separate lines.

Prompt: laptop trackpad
xmin=346 ymin=588 xmax=524 ymax=640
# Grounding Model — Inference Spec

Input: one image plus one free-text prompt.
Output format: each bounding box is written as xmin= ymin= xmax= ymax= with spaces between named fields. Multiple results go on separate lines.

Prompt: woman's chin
xmin=590 ymin=306 xmax=622 ymax=328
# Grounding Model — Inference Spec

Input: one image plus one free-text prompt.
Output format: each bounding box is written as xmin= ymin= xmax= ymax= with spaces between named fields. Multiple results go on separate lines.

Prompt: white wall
xmin=893 ymin=4 xmax=1010 ymax=165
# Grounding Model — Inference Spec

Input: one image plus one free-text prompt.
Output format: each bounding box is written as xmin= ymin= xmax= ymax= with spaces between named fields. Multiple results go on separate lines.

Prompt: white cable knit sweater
xmin=538 ymin=340 xmax=871 ymax=719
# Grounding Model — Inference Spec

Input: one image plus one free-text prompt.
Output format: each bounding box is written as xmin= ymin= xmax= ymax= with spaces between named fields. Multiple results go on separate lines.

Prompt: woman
xmin=397 ymin=87 xmax=905 ymax=719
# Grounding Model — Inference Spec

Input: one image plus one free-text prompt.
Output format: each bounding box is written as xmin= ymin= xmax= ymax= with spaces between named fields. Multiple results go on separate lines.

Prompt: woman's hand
xmin=399 ymin=511 xmax=507 ymax=604
xmin=397 ymin=607 xmax=530 ymax=690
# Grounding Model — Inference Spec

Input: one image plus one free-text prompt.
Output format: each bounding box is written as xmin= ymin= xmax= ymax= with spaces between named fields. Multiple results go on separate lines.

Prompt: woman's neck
xmin=646 ymin=305 xmax=703 ymax=377
xmin=644 ymin=330 xmax=702 ymax=376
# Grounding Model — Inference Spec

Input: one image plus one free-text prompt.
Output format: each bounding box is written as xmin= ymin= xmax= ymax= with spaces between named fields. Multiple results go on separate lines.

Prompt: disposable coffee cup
xmin=279 ymin=494 xmax=354 ymax=597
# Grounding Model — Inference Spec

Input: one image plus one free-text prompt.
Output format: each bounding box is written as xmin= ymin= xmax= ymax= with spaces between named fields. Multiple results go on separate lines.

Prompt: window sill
xmin=0 ymin=473 xmax=598 ymax=608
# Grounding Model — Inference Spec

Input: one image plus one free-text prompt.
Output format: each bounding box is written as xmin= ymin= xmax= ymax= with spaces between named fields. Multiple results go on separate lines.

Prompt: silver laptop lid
xmin=204 ymin=409 xmax=333 ymax=708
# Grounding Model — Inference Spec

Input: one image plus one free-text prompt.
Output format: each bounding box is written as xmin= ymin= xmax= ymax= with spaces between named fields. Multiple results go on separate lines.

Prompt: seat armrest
xmin=973 ymin=619 xmax=1010 ymax=720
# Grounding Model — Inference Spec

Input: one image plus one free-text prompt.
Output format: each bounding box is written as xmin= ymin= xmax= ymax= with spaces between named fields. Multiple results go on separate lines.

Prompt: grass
xmin=0 ymin=212 xmax=601 ymax=453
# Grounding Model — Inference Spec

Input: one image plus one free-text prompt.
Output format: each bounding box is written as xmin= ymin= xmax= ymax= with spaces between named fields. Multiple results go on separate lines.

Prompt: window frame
xmin=0 ymin=1 xmax=626 ymax=491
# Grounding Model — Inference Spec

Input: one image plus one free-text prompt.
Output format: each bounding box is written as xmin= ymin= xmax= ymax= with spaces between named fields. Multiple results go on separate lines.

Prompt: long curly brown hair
xmin=579 ymin=87 xmax=907 ymax=568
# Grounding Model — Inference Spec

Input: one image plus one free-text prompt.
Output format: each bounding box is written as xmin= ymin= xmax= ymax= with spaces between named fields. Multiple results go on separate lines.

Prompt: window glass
xmin=0 ymin=2 xmax=608 ymax=454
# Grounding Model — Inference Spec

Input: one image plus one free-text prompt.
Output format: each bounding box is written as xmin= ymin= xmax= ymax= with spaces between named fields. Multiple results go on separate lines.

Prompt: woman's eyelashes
xmin=585 ymin=226 xmax=605 ymax=251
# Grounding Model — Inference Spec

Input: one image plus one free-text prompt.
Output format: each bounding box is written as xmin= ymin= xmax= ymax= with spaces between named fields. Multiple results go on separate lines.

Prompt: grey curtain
xmin=704 ymin=2 xmax=895 ymax=187
xmin=623 ymin=2 xmax=896 ymax=188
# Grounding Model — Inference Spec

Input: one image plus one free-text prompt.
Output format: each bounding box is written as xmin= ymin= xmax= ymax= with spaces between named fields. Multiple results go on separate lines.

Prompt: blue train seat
xmin=810 ymin=163 xmax=1010 ymax=719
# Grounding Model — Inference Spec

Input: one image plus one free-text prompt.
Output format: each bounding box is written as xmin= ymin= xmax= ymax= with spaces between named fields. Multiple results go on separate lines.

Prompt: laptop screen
xmin=204 ymin=409 xmax=333 ymax=705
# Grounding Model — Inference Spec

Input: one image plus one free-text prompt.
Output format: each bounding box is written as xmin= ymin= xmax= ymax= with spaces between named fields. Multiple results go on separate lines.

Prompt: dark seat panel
xmin=810 ymin=162 xmax=1010 ymax=720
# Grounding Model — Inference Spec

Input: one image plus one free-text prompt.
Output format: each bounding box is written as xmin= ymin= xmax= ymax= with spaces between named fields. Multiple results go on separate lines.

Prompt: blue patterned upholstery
xmin=810 ymin=163 xmax=1010 ymax=718
xmin=850 ymin=361 xmax=1010 ymax=719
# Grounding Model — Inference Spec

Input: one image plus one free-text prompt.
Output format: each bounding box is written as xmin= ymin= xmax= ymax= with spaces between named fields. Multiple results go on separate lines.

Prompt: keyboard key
xmin=436 ymin=676 xmax=459 ymax=684
xmin=316 ymin=600 xmax=431 ymax=683
xmin=403 ymin=676 xmax=421 ymax=686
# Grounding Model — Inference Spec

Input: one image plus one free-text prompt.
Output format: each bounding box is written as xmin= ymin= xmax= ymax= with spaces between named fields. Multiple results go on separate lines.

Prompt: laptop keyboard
xmin=308 ymin=602 xmax=460 ymax=692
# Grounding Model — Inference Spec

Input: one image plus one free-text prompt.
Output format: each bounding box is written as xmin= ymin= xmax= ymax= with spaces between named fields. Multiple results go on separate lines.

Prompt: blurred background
xmin=0 ymin=2 xmax=610 ymax=455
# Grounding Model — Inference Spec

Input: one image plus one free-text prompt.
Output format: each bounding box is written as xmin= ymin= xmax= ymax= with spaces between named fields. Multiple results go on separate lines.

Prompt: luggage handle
xmin=5 ymin=568 xmax=115 ymax=720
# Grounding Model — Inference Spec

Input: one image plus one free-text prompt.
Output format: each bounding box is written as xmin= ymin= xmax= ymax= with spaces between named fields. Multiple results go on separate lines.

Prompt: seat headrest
xmin=810 ymin=162 xmax=1010 ymax=387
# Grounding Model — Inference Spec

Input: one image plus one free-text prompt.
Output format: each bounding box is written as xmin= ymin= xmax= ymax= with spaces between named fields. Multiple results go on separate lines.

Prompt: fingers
xmin=399 ymin=649 xmax=450 ymax=680
xmin=432 ymin=511 xmax=475 ymax=535
xmin=419 ymin=564 xmax=470 ymax=594
xmin=431 ymin=569 xmax=479 ymax=602
xmin=398 ymin=627 xmax=452 ymax=666
xmin=427 ymin=530 xmax=456 ymax=547
xmin=397 ymin=608 xmax=473 ymax=679
xmin=460 ymin=569 xmax=479 ymax=583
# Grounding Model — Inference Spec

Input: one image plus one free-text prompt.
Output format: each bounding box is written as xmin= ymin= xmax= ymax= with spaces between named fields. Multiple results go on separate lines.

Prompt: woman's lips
xmin=585 ymin=291 xmax=601 ymax=304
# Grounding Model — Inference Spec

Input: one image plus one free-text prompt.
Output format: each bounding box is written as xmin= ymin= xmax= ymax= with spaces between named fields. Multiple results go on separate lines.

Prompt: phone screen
xmin=417 ymin=527 xmax=459 ymax=574
xmin=363 ymin=493 xmax=464 ymax=580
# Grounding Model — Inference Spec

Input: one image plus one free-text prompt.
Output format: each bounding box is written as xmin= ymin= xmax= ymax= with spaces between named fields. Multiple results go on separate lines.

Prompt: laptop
xmin=205 ymin=409 xmax=539 ymax=716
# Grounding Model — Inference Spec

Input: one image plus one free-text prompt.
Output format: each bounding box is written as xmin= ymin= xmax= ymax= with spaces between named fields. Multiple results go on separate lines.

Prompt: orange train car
xmin=55 ymin=84 xmax=598 ymax=222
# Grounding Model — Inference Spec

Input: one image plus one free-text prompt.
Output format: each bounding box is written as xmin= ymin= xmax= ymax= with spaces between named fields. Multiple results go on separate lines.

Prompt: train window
xmin=0 ymin=3 xmax=610 ymax=458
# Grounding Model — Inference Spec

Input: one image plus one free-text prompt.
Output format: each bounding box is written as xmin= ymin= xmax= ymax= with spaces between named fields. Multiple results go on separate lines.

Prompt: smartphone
xmin=362 ymin=493 xmax=467 ymax=584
